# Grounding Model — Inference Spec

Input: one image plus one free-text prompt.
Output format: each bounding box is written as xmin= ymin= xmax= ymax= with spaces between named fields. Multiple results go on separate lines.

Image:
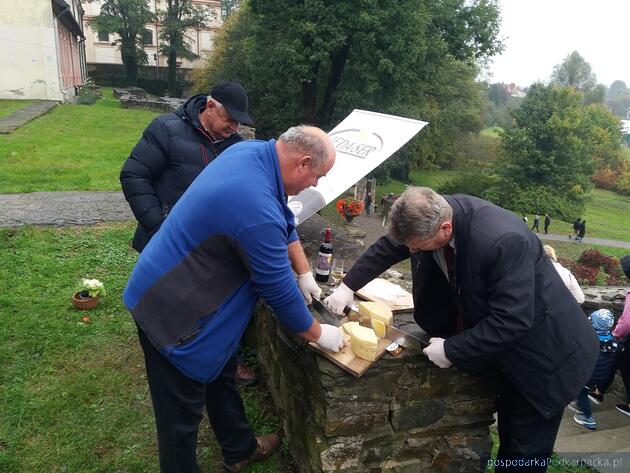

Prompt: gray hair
xmin=389 ymin=187 xmax=452 ymax=242
xmin=278 ymin=125 xmax=329 ymax=169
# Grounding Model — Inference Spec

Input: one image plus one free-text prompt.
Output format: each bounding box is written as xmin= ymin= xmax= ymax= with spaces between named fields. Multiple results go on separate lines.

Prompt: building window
xmin=97 ymin=30 xmax=109 ymax=42
xmin=142 ymin=29 xmax=153 ymax=45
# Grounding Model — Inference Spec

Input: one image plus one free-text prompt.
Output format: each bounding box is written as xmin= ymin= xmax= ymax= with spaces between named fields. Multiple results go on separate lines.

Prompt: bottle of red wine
xmin=315 ymin=227 xmax=333 ymax=283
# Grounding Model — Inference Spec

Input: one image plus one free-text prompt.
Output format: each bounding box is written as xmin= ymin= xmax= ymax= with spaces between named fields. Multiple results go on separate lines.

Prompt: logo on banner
xmin=329 ymin=128 xmax=383 ymax=158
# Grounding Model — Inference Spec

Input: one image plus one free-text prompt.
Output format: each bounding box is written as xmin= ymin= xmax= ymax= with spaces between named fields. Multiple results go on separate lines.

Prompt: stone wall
xmin=254 ymin=305 xmax=495 ymax=473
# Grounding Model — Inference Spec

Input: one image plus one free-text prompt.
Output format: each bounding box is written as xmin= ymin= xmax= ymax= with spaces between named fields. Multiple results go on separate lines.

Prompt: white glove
xmin=297 ymin=271 xmax=321 ymax=304
xmin=422 ymin=337 xmax=452 ymax=368
xmin=316 ymin=324 xmax=345 ymax=353
xmin=323 ymin=282 xmax=354 ymax=315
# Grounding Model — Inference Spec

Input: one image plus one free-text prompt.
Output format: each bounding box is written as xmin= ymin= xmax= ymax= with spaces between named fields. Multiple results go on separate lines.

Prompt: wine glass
xmin=330 ymin=258 xmax=344 ymax=286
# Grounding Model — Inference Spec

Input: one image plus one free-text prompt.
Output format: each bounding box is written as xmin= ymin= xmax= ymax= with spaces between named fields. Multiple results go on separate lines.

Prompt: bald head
xmin=276 ymin=125 xmax=336 ymax=196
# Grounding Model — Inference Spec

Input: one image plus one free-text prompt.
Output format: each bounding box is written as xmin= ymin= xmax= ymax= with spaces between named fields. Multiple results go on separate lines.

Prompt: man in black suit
xmin=325 ymin=186 xmax=598 ymax=472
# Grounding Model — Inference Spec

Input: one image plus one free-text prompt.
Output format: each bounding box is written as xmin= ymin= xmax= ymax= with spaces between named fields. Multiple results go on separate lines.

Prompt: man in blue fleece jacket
xmin=123 ymin=126 xmax=343 ymax=473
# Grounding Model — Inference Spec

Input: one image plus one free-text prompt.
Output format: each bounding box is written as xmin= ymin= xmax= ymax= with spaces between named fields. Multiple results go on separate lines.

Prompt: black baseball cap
xmin=210 ymin=80 xmax=253 ymax=126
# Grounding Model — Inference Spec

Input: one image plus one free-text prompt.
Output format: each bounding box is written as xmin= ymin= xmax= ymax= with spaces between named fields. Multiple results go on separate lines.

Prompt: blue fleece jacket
xmin=123 ymin=139 xmax=314 ymax=382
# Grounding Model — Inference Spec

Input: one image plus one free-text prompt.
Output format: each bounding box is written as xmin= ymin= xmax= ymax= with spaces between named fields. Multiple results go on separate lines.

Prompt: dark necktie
xmin=442 ymin=244 xmax=465 ymax=333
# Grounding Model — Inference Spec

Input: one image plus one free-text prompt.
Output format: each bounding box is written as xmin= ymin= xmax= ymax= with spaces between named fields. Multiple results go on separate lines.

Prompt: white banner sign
xmin=288 ymin=109 xmax=428 ymax=225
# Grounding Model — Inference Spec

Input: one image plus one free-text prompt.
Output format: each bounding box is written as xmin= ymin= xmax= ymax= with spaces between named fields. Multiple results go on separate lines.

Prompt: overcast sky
xmin=486 ymin=0 xmax=629 ymax=88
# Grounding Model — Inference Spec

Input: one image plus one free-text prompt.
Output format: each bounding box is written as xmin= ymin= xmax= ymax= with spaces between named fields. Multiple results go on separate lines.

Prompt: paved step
xmin=0 ymin=100 xmax=58 ymax=134
xmin=0 ymin=191 xmax=133 ymax=227
xmin=554 ymin=394 xmax=630 ymax=472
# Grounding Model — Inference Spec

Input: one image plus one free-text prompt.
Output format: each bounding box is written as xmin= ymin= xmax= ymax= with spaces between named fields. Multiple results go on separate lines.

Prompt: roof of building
xmin=52 ymin=0 xmax=85 ymax=39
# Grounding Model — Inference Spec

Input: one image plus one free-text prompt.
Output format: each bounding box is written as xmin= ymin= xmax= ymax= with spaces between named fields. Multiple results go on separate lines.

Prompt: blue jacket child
xmin=573 ymin=309 xmax=620 ymax=429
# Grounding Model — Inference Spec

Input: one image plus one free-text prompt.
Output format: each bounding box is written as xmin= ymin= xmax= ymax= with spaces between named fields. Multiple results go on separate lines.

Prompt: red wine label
xmin=316 ymin=252 xmax=332 ymax=275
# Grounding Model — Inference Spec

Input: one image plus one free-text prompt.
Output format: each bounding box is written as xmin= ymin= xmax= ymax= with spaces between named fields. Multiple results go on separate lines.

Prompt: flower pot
xmin=72 ymin=291 xmax=99 ymax=310
xmin=344 ymin=214 xmax=355 ymax=223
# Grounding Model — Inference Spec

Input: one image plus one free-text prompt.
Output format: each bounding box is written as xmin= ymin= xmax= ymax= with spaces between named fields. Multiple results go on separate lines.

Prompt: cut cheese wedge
xmin=358 ymin=301 xmax=393 ymax=326
xmin=371 ymin=318 xmax=386 ymax=338
xmin=341 ymin=321 xmax=360 ymax=336
xmin=350 ymin=325 xmax=378 ymax=361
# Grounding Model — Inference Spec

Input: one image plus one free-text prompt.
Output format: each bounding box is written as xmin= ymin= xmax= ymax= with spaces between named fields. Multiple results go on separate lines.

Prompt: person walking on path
xmin=532 ymin=214 xmax=540 ymax=233
xmin=123 ymin=126 xmax=344 ymax=473
xmin=544 ymin=214 xmax=551 ymax=234
xmin=325 ymin=187 xmax=598 ymax=473
xmin=570 ymin=218 xmax=582 ymax=239
xmin=576 ymin=220 xmax=587 ymax=242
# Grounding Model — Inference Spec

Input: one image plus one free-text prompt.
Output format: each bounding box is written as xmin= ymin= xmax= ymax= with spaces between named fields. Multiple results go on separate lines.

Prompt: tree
xmin=194 ymin=0 xmax=503 ymax=175
xmin=221 ymin=0 xmax=240 ymax=20
xmin=551 ymin=51 xmax=596 ymax=91
xmin=607 ymin=80 xmax=630 ymax=117
xmin=607 ymin=80 xmax=628 ymax=98
xmin=488 ymin=83 xmax=510 ymax=105
xmin=89 ymin=0 xmax=153 ymax=86
xmin=158 ymin=0 xmax=209 ymax=97
xmin=484 ymin=84 xmax=623 ymax=219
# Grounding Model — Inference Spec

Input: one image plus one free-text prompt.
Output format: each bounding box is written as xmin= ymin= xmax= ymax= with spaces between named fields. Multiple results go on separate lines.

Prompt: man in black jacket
xmin=325 ymin=186 xmax=598 ymax=472
xmin=121 ymin=80 xmax=252 ymax=252
xmin=121 ymin=81 xmax=323 ymax=385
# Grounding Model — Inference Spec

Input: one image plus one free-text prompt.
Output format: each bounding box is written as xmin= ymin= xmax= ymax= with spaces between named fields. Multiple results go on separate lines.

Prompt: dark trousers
xmin=495 ymin=376 xmax=563 ymax=473
xmin=138 ymin=329 xmax=257 ymax=473
xmin=599 ymin=347 xmax=630 ymax=402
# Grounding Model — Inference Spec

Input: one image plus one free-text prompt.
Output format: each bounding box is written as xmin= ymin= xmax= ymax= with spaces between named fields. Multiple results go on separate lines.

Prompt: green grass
xmin=0 ymin=99 xmax=33 ymax=119
xmin=0 ymin=223 xmax=293 ymax=472
xmin=0 ymin=88 xmax=157 ymax=193
xmin=521 ymin=189 xmax=630 ymax=242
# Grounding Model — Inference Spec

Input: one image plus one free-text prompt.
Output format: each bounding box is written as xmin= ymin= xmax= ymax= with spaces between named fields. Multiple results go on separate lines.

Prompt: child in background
xmin=587 ymin=255 xmax=630 ymax=416
xmin=572 ymin=309 xmax=620 ymax=429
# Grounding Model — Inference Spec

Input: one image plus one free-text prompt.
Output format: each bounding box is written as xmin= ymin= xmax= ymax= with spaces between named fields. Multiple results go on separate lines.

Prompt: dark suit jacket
xmin=344 ymin=194 xmax=598 ymax=418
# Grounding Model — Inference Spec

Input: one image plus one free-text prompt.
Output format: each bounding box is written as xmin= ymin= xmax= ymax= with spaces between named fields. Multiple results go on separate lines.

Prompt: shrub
xmin=437 ymin=170 xmax=498 ymax=197
xmin=577 ymin=249 xmax=619 ymax=274
xmin=77 ymin=79 xmax=99 ymax=105
xmin=570 ymin=249 xmax=625 ymax=286
xmin=591 ymin=167 xmax=618 ymax=190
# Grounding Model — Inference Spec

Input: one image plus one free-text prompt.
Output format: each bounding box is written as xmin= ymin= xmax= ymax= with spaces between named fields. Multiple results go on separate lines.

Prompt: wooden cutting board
xmin=308 ymin=317 xmax=391 ymax=377
xmin=356 ymin=278 xmax=414 ymax=313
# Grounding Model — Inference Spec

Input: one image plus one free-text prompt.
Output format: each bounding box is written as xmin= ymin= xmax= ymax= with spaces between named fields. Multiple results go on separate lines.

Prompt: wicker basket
xmin=72 ymin=292 xmax=99 ymax=310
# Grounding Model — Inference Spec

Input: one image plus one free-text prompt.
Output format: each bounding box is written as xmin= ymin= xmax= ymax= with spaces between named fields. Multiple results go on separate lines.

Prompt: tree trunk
xmin=302 ymin=79 xmax=318 ymax=124
xmin=167 ymin=51 xmax=178 ymax=97
xmin=318 ymin=41 xmax=352 ymax=127
xmin=121 ymin=40 xmax=138 ymax=86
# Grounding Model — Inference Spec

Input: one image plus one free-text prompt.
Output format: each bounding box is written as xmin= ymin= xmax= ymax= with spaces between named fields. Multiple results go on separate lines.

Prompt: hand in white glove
xmin=323 ymin=282 xmax=354 ymax=315
xmin=297 ymin=271 xmax=321 ymax=304
xmin=422 ymin=337 xmax=452 ymax=368
xmin=316 ymin=324 xmax=345 ymax=352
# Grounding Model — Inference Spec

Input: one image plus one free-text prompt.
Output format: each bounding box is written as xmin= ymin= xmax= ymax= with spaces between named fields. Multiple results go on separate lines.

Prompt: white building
xmin=0 ymin=0 xmax=87 ymax=101
xmin=82 ymin=0 xmax=222 ymax=70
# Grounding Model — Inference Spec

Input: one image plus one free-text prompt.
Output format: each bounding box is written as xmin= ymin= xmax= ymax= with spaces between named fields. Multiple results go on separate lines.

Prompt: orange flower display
xmin=336 ymin=197 xmax=365 ymax=221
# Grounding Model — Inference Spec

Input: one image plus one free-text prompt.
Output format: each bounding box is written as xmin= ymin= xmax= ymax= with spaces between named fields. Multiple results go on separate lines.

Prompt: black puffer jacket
xmin=120 ymin=94 xmax=242 ymax=251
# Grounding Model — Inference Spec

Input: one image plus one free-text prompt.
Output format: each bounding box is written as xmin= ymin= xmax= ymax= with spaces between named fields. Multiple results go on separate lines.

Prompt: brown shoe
xmin=235 ymin=363 xmax=257 ymax=386
xmin=223 ymin=433 xmax=281 ymax=472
